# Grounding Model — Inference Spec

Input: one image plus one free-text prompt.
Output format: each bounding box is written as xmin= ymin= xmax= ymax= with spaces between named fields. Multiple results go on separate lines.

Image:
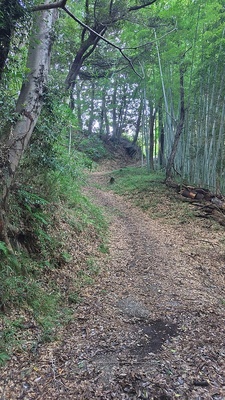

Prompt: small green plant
xmin=68 ymin=292 xmax=81 ymax=304
xmin=0 ymin=241 xmax=8 ymax=255
xmin=38 ymin=315 xmax=59 ymax=343
xmin=99 ymin=242 xmax=109 ymax=254
xmin=221 ymin=299 xmax=225 ymax=306
xmin=87 ymin=258 xmax=101 ymax=275
xmin=0 ymin=352 xmax=10 ymax=366
xmin=61 ymin=252 xmax=73 ymax=263
xmin=0 ymin=317 xmax=24 ymax=362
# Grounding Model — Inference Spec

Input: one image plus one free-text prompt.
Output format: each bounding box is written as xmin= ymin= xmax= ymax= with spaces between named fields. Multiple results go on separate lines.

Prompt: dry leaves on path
xmin=1 ymin=172 xmax=225 ymax=399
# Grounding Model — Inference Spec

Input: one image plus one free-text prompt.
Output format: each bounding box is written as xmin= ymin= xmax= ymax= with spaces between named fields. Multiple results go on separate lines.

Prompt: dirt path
xmin=1 ymin=173 xmax=225 ymax=399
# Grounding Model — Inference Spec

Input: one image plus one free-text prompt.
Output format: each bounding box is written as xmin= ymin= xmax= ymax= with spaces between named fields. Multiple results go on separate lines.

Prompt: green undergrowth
xmin=106 ymin=166 xmax=196 ymax=223
xmin=0 ymin=248 xmax=62 ymax=363
xmin=0 ymin=155 xmax=108 ymax=365
xmin=0 ymin=84 xmax=111 ymax=364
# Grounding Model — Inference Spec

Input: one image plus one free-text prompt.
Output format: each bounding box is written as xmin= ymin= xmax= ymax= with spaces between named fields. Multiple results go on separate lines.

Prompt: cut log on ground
xmin=166 ymin=180 xmax=225 ymax=227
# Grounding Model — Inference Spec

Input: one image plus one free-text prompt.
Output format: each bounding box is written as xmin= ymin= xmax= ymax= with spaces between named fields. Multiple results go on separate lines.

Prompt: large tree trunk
xmin=0 ymin=2 xmax=57 ymax=246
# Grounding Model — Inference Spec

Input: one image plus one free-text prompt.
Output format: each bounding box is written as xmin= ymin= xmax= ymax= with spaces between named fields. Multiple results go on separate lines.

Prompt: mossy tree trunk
xmin=0 ymin=2 xmax=57 ymax=247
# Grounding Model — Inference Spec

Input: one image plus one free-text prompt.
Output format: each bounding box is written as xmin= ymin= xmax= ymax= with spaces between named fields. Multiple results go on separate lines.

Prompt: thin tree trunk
xmin=76 ymin=80 xmax=83 ymax=131
xmin=117 ymin=88 xmax=127 ymax=142
xmin=112 ymin=82 xmax=118 ymax=141
xmin=149 ymin=105 xmax=156 ymax=170
xmin=104 ymin=110 xmax=110 ymax=138
xmin=99 ymin=86 xmax=107 ymax=138
xmin=142 ymin=85 xmax=150 ymax=171
xmin=88 ymin=81 xmax=95 ymax=134
xmin=158 ymin=98 xmax=165 ymax=168
xmin=132 ymin=97 xmax=143 ymax=145
xmin=212 ymin=97 xmax=225 ymax=191
xmin=207 ymin=72 xmax=224 ymax=189
xmin=154 ymin=28 xmax=174 ymax=156
xmin=166 ymin=64 xmax=185 ymax=181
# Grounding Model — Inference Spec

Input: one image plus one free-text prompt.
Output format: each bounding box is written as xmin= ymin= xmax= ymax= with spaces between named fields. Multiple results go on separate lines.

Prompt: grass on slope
xmin=105 ymin=166 xmax=197 ymax=224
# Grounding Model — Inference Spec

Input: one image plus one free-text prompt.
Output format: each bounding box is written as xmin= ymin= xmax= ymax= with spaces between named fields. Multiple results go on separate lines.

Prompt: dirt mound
xmin=97 ymin=138 xmax=142 ymax=171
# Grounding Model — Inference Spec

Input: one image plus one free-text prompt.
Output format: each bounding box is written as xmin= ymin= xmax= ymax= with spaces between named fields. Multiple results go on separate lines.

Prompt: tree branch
xmin=32 ymin=0 xmax=158 ymax=83
xmin=122 ymin=25 xmax=177 ymax=51
xmin=83 ymin=30 xmax=106 ymax=61
xmin=63 ymin=6 xmax=143 ymax=79
xmin=128 ymin=0 xmax=158 ymax=12
xmin=32 ymin=0 xmax=67 ymax=12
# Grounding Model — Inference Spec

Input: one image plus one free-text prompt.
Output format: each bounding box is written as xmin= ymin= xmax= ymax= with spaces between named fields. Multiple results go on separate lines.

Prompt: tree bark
xmin=117 ymin=90 xmax=127 ymax=142
xmin=104 ymin=109 xmax=110 ymax=138
xmin=0 ymin=2 xmax=57 ymax=245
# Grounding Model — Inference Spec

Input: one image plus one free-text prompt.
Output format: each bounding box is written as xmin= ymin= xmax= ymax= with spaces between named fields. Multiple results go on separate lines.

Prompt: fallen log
xmin=166 ymin=180 xmax=225 ymax=227
xmin=211 ymin=196 xmax=225 ymax=209
xmin=180 ymin=186 xmax=213 ymax=201
xmin=196 ymin=208 xmax=225 ymax=227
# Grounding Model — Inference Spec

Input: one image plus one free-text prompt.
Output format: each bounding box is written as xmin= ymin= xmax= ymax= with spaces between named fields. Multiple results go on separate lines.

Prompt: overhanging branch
xmin=63 ymin=6 xmax=143 ymax=79
xmin=32 ymin=0 xmax=160 ymax=82
xmin=32 ymin=0 xmax=67 ymax=11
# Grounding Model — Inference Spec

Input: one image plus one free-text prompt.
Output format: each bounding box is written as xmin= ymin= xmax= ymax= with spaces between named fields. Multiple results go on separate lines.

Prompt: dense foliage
xmin=1 ymin=0 xmax=225 ymax=188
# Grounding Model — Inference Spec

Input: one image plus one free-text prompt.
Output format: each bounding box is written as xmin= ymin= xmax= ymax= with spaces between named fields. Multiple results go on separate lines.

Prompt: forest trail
xmin=1 ymin=170 xmax=225 ymax=399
